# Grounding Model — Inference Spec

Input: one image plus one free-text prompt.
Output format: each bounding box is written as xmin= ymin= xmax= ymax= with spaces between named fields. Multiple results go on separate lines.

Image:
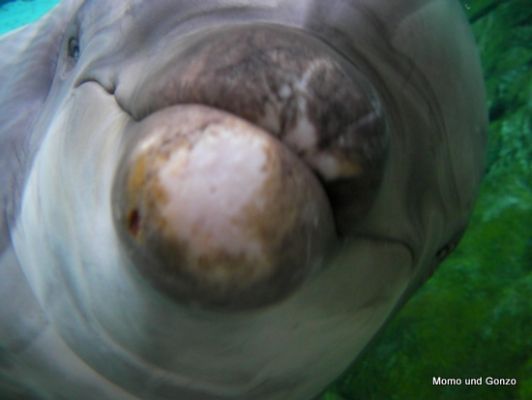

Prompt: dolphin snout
xmin=112 ymin=105 xmax=336 ymax=310
xmin=107 ymin=25 xmax=389 ymax=311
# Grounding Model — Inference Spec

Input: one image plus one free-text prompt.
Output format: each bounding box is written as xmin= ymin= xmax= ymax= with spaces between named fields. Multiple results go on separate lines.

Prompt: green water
xmin=1 ymin=1 xmax=530 ymax=399
xmin=325 ymin=1 xmax=531 ymax=399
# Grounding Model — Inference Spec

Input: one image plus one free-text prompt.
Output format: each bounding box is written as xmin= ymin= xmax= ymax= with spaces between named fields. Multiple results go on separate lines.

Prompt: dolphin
xmin=0 ymin=0 xmax=487 ymax=399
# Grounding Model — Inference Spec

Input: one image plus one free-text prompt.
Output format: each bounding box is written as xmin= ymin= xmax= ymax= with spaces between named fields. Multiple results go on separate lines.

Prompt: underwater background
xmin=0 ymin=0 xmax=529 ymax=399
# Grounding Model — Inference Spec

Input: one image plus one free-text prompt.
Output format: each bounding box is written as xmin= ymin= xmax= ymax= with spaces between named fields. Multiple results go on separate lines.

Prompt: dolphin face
xmin=0 ymin=0 xmax=487 ymax=399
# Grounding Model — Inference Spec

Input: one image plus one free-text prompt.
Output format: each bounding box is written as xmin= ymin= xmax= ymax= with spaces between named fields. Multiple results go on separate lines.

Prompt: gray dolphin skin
xmin=0 ymin=0 xmax=487 ymax=399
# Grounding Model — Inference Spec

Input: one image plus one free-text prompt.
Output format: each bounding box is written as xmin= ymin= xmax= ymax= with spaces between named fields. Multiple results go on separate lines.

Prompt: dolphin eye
xmin=67 ymin=37 xmax=80 ymax=60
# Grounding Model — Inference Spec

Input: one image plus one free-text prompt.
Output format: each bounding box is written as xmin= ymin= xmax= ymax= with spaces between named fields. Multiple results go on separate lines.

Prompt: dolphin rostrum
xmin=0 ymin=0 xmax=487 ymax=399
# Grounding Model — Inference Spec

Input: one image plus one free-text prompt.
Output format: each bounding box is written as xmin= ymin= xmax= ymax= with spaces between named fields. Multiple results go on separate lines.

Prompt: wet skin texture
xmin=0 ymin=1 xmax=486 ymax=399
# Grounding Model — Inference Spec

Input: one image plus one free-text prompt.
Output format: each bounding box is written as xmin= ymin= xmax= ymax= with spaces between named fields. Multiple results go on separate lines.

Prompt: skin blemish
xmin=127 ymin=208 xmax=141 ymax=237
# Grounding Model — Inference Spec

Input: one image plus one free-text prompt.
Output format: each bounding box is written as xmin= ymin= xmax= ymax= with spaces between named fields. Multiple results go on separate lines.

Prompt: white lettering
xmin=432 ymin=377 xmax=462 ymax=385
xmin=485 ymin=377 xmax=517 ymax=385
xmin=465 ymin=377 xmax=483 ymax=385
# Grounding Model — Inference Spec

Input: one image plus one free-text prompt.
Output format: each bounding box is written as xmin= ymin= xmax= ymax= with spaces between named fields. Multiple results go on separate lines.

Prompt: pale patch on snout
xmin=156 ymin=122 xmax=272 ymax=285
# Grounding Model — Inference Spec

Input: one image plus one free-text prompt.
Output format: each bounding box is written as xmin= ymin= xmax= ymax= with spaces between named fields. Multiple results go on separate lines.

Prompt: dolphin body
xmin=0 ymin=0 xmax=486 ymax=399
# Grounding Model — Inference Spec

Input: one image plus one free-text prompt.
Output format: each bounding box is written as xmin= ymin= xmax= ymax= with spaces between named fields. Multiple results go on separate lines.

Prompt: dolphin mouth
xmin=78 ymin=24 xmax=392 ymax=309
xmin=77 ymin=25 xmax=387 ymax=189
xmin=103 ymin=24 xmax=389 ymax=230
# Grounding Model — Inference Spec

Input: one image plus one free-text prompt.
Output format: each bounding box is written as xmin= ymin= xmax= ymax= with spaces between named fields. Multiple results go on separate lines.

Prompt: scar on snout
xmin=127 ymin=208 xmax=141 ymax=237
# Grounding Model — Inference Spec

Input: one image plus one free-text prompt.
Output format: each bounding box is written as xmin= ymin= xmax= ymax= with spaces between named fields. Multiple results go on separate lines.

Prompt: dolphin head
xmin=2 ymin=0 xmax=487 ymax=398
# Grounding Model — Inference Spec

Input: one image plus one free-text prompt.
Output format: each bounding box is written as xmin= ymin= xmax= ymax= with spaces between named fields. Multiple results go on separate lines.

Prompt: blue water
xmin=0 ymin=0 xmax=58 ymax=35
